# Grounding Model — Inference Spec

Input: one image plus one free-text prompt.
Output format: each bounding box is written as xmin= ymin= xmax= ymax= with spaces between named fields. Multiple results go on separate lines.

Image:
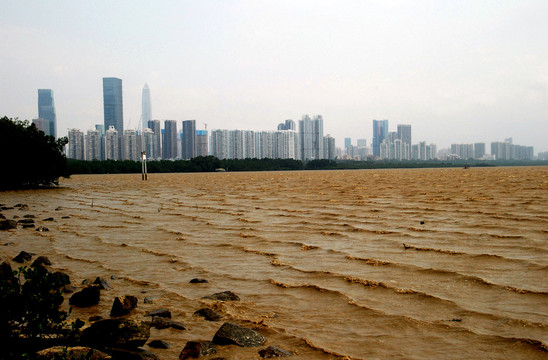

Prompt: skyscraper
xmin=68 ymin=129 xmax=84 ymax=160
xmin=163 ymin=120 xmax=178 ymax=159
xmin=105 ymin=126 xmax=120 ymax=160
xmin=141 ymin=84 xmax=151 ymax=130
xmin=372 ymin=119 xmax=388 ymax=157
xmin=147 ymin=120 xmax=161 ymax=159
xmin=103 ymin=77 xmax=124 ymax=133
xmin=85 ymin=129 xmax=101 ymax=161
xmin=196 ymin=130 xmax=209 ymax=157
xmin=182 ymin=120 xmax=196 ymax=160
xmin=397 ymin=124 xmax=412 ymax=145
xmin=38 ymin=89 xmax=57 ymax=137
xmin=298 ymin=115 xmax=325 ymax=161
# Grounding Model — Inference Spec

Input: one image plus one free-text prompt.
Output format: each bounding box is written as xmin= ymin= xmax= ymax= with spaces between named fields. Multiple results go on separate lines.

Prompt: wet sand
xmin=1 ymin=167 xmax=547 ymax=359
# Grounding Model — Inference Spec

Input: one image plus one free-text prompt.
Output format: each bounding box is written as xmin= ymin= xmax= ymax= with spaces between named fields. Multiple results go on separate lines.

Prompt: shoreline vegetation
xmin=66 ymin=157 xmax=548 ymax=175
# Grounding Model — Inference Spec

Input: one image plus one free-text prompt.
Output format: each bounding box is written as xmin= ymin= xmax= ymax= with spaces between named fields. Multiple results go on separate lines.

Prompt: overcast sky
xmin=1 ymin=1 xmax=547 ymax=152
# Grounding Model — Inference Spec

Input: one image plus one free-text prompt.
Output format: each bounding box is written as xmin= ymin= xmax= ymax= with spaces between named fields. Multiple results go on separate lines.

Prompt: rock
xmin=0 ymin=261 xmax=15 ymax=281
xmin=23 ymin=214 xmax=36 ymax=218
xmin=94 ymin=277 xmax=113 ymax=290
xmin=32 ymin=256 xmax=52 ymax=267
xmin=53 ymin=271 xmax=71 ymax=285
xmin=22 ymin=224 xmax=35 ymax=229
xmin=202 ymin=291 xmax=240 ymax=301
xmin=150 ymin=317 xmax=187 ymax=330
xmin=258 ymin=346 xmax=293 ymax=358
xmin=17 ymin=218 xmax=34 ymax=224
xmin=103 ymin=348 xmax=159 ymax=360
xmin=420 ymin=221 xmax=425 ymax=225
xmin=43 ymin=217 xmax=55 ymax=221
xmin=1 ymin=206 xmax=13 ymax=210
xmin=189 ymin=278 xmax=208 ymax=284
xmin=13 ymin=251 xmax=33 ymax=263
xmin=36 ymin=226 xmax=50 ymax=232
xmin=0 ymin=213 xmax=5 ymax=219
xmin=62 ymin=216 xmax=70 ymax=218
xmin=148 ymin=340 xmax=171 ymax=349
xmin=35 ymin=346 xmax=112 ymax=360
xmin=212 ymin=322 xmax=266 ymax=347
xmin=170 ymin=320 xmax=187 ymax=330
xmin=55 ymin=206 xmax=62 ymax=211
xmin=0 ymin=220 xmax=17 ymax=230
xmin=111 ymin=295 xmax=138 ymax=317
xmin=145 ymin=309 xmax=171 ymax=318
xmin=70 ymin=286 xmax=101 ymax=307
xmin=179 ymin=341 xmax=217 ymax=359
xmin=144 ymin=297 xmax=156 ymax=304
xmin=17 ymin=204 xmax=29 ymax=210
xmin=193 ymin=308 xmax=221 ymax=321
xmin=90 ymin=315 xmax=104 ymax=322
xmin=82 ymin=319 xmax=151 ymax=349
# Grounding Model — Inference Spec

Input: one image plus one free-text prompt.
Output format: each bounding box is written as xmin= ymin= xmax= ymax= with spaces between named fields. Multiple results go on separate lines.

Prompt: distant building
xmin=299 ymin=115 xmax=324 ymax=160
xmin=357 ymin=139 xmax=366 ymax=147
xmin=277 ymin=119 xmax=296 ymax=131
xmin=182 ymin=120 xmax=197 ymax=159
xmin=85 ymin=129 xmax=101 ymax=160
xmin=344 ymin=138 xmax=352 ymax=149
xmin=122 ymin=129 xmax=140 ymax=161
xmin=196 ymin=130 xmax=209 ymax=157
xmin=38 ymin=89 xmax=57 ymax=137
xmin=147 ymin=120 xmax=161 ymax=159
xmin=324 ymin=135 xmax=336 ymax=160
xmin=141 ymin=84 xmax=151 ymax=130
xmin=474 ymin=143 xmax=486 ymax=159
xmin=32 ymin=118 xmax=51 ymax=136
xmin=397 ymin=124 xmax=411 ymax=145
xmin=372 ymin=119 xmax=388 ymax=157
xmin=163 ymin=120 xmax=178 ymax=159
xmin=105 ymin=126 xmax=119 ymax=160
xmin=68 ymin=129 xmax=84 ymax=160
xmin=141 ymin=128 xmax=155 ymax=158
xmin=103 ymin=77 xmax=124 ymax=134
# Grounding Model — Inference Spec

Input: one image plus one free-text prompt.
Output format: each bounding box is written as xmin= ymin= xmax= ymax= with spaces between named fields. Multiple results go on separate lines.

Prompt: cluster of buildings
xmin=33 ymin=78 xmax=537 ymax=162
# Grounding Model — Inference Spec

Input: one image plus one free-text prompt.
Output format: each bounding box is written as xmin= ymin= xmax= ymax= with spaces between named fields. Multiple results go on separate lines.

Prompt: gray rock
xmin=202 ymin=291 xmax=240 ymax=301
xmin=43 ymin=217 xmax=55 ymax=221
xmin=82 ymin=319 xmax=151 ymax=349
xmin=70 ymin=286 xmax=101 ymax=307
xmin=23 ymin=214 xmax=36 ymax=218
xmin=150 ymin=317 xmax=187 ymax=330
xmin=17 ymin=218 xmax=34 ymax=224
xmin=179 ymin=341 xmax=217 ymax=359
xmin=148 ymin=340 xmax=171 ymax=349
xmin=145 ymin=308 xmax=171 ymax=318
xmin=35 ymin=346 xmax=112 ymax=360
xmin=259 ymin=346 xmax=293 ymax=358
xmin=36 ymin=226 xmax=50 ymax=232
xmin=212 ymin=322 xmax=266 ymax=347
xmin=111 ymin=295 xmax=138 ymax=317
xmin=94 ymin=277 xmax=113 ymax=290
xmin=193 ymin=308 xmax=221 ymax=321
xmin=0 ymin=220 xmax=17 ymax=230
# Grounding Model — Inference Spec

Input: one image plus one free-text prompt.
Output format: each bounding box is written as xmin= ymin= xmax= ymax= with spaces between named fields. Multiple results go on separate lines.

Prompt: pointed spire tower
xmin=141 ymin=83 xmax=151 ymax=130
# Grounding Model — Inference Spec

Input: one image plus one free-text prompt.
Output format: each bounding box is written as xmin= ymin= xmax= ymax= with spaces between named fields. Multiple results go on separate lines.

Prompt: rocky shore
xmin=1 ymin=203 xmax=295 ymax=360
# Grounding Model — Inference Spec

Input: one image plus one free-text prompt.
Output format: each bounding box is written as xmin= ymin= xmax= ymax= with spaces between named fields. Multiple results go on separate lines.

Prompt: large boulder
xmin=32 ymin=256 xmax=52 ymax=267
xmin=179 ymin=341 xmax=217 ymax=359
xmin=0 ymin=220 xmax=17 ymax=230
xmin=111 ymin=295 xmax=138 ymax=317
xmin=201 ymin=291 xmax=240 ymax=301
xmin=212 ymin=322 xmax=265 ymax=347
xmin=69 ymin=286 xmax=101 ymax=307
xmin=0 ymin=261 xmax=15 ymax=281
xmin=259 ymin=346 xmax=293 ymax=358
xmin=13 ymin=251 xmax=34 ymax=263
xmin=193 ymin=308 xmax=221 ymax=321
xmin=82 ymin=319 xmax=150 ymax=349
xmin=35 ymin=346 xmax=112 ymax=360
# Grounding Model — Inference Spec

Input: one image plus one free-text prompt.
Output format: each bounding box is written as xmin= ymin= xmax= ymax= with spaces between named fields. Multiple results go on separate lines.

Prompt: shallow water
xmin=1 ymin=167 xmax=547 ymax=359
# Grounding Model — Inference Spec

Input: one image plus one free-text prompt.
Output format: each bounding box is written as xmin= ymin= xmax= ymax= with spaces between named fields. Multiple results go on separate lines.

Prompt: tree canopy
xmin=0 ymin=116 xmax=69 ymax=189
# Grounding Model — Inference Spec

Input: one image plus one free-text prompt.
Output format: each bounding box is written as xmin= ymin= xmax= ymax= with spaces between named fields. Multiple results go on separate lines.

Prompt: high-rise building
xmin=105 ymin=126 xmax=119 ymax=160
xmin=196 ymin=130 xmax=209 ymax=157
xmin=474 ymin=143 xmax=486 ymax=159
xmin=277 ymin=119 xmax=296 ymax=131
xmin=372 ymin=120 xmax=388 ymax=157
xmin=85 ymin=129 xmax=101 ymax=160
xmin=68 ymin=129 xmax=84 ymax=160
xmin=344 ymin=138 xmax=352 ymax=149
xmin=147 ymin=120 xmax=161 ymax=159
xmin=103 ymin=77 xmax=124 ymax=134
xmin=299 ymin=115 xmax=324 ymax=161
xmin=141 ymin=84 xmax=151 ymax=130
xmin=357 ymin=139 xmax=367 ymax=147
xmin=38 ymin=89 xmax=57 ymax=137
xmin=397 ymin=124 xmax=412 ymax=145
xmin=324 ymin=135 xmax=336 ymax=160
xmin=163 ymin=120 xmax=178 ymax=159
xmin=141 ymin=128 xmax=155 ymax=159
xmin=122 ymin=129 xmax=140 ymax=161
xmin=182 ymin=120 xmax=197 ymax=160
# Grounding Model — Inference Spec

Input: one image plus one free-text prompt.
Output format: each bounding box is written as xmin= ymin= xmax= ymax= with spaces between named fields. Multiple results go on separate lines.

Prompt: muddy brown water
xmin=1 ymin=167 xmax=547 ymax=359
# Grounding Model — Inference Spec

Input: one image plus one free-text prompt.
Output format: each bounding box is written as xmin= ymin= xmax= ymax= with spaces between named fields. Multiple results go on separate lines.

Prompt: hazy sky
xmin=2 ymin=1 xmax=547 ymax=152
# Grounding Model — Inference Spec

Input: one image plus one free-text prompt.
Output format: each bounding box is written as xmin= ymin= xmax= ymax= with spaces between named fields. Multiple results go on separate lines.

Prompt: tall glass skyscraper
xmin=103 ymin=77 xmax=124 ymax=133
xmin=141 ymin=84 xmax=151 ymax=130
xmin=372 ymin=119 xmax=388 ymax=157
xmin=182 ymin=120 xmax=196 ymax=160
xmin=38 ymin=89 xmax=57 ymax=137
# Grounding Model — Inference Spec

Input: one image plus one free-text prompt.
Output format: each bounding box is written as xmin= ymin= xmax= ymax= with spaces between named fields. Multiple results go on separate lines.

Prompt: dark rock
xmin=32 ymin=255 xmax=52 ymax=267
xmin=53 ymin=271 xmax=71 ymax=284
xmin=23 ymin=214 xmax=36 ymax=218
xmin=70 ymin=286 xmax=101 ymax=307
xmin=103 ymin=347 xmax=159 ymax=360
xmin=1 ymin=206 xmax=14 ymax=210
xmin=35 ymin=346 xmax=112 ymax=360
xmin=202 ymin=291 xmax=240 ymax=301
xmin=82 ymin=319 xmax=150 ymax=349
xmin=0 ymin=213 xmax=5 ymax=219
xmin=148 ymin=340 xmax=171 ymax=349
xmin=55 ymin=206 xmax=62 ymax=211
xmin=170 ymin=320 xmax=187 ymax=330
xmin=13 ymin=215 xmax=19 ymax=219
xmin=13 ymin=251 xmax=33 ymax=263
xmin=193 ymin=308 xmax=221 ymax=321
xmin=145 ymin=308 xmax=171 ymax=318
xmin=150 ymin=317 xmax=187 ymax=330
xmin=259 ymin=346 xmax=293 ymax=358
xmin=90 ymin=315 xmax=104 ymax=322
xmin=62 ymin=216 xmax=70 ymax=218
xmin=17 ymin=218 xmax=34 ymax=224
xmin=111 ymin=295 xmax=138 ymax=317
xmin=22 ymin=224 xmax=35 ymax=229
xmin=0 ymin=261 xmax=15 ymax=281
xmin=179 ymin=341 xmax=217 ymax=359
xmin=94 ymin=277 xmax=113 ymax=290
xmin=212 ymin=322 xmax=266 ymax=347
xmin=43 ymin=217 xmax=55 ymax=221
xmin=0 ymin=220 xmax=17 ymax=230
xmin=17 ymin=204 xmax=29 ymax=210
xmin=111 ymin=275 xmax=118 ymax=280
xmin=420 ymin=221 xmax=425 ymax=225
xmin=36 ymin=226 xmax=50 ymax=232
xmin=189 ymin=278 xmax=208 ymax=284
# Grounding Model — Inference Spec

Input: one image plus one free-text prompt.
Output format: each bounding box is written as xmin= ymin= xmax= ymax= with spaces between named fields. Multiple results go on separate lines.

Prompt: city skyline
xmin=2 ymin=2 xmax=547 ymax=152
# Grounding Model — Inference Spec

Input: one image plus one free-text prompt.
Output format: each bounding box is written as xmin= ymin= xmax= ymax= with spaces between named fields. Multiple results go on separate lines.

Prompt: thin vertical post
xmin=141 ymin=151 xmax=148 ymax=181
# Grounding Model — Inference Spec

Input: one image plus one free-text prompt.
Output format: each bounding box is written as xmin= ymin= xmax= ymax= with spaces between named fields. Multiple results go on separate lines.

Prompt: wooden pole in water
xmin=141 ymin=151 xmax=148 ymax=181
